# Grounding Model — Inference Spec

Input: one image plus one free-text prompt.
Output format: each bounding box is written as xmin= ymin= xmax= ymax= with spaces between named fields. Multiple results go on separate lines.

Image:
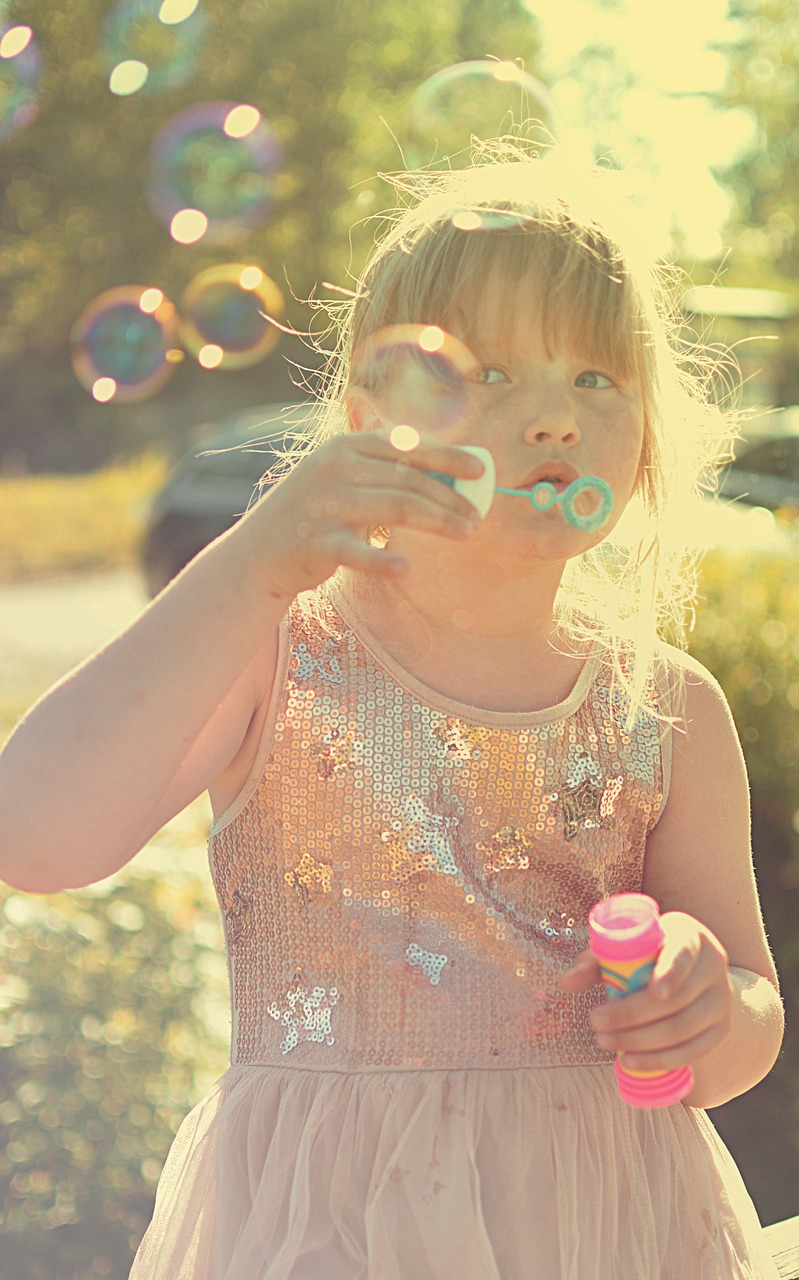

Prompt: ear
xmin=345 ymin=385 xmax=388 ymax=434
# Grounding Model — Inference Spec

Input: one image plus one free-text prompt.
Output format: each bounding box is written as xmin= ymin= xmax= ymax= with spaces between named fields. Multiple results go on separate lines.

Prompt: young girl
xmin=0 ymin=146 xmax=784 ymax=1279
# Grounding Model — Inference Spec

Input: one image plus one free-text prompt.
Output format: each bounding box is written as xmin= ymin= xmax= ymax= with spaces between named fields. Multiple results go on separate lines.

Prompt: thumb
xmin=559 ymin=949 xmax=601 ymax=992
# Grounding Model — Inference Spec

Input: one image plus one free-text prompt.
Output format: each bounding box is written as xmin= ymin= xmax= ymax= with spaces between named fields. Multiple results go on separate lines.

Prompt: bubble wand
xmin=426 ymin=444 xmax=615 ymax=534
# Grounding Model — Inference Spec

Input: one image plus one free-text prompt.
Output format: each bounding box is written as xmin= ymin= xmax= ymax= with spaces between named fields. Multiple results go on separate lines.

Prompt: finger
xmin=322 ymin=486 xmax=479 ymax=541
xmin=312 ymin=530 xmax=409 ymax=579
xmin=596 ymin=985 xmax=717 ymax=1051
xmin=559 ymin=950 xmax=601 ymax=992
xmin=649 ymin=914 xmax=706 ymax=1002
xmin=618 ymin=1021 xmax=727 ymax=1072
xmin=354 ymin=431 xmax=487 ymax=479
xmin=348 ymin=458 xmax=483 ymax=523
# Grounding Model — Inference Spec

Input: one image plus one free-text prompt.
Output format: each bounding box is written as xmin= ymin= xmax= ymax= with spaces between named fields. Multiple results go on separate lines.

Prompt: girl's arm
xmin=0 ymin=430 xmax=483 ymax=894
xmin=562 ymin=653 xmax=784 ymax=1109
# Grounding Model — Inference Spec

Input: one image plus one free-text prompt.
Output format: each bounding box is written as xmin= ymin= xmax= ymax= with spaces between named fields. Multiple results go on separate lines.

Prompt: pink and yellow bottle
xmin=588 ymin=893 xmax=694 ymax=1108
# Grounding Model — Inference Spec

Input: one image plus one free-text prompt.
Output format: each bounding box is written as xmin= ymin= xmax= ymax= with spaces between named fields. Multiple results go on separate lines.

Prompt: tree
xmin=0 ymin=0 xmax=542 ymax=469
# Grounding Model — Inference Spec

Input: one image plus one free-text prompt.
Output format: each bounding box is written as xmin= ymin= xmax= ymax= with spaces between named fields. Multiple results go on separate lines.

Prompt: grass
xmin=0 ymin=453 xmax=168 ymax=584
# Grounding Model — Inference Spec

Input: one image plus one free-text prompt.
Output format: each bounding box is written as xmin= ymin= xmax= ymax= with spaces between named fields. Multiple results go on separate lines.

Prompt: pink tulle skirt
xmin=129 ymin=1061 xmax=777 ymax=1279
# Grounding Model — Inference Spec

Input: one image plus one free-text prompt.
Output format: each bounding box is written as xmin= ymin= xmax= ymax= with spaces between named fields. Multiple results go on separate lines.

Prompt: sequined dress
xmin=129 ymin=577 xmax=777 ymax=1280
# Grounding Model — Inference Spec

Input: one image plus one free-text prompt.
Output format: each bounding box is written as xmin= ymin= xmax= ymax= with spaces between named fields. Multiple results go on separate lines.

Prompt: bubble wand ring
xmin=495 ymin=475 xmax=615 ymax=533
xmin=425 ymin=445 xmax=615 ymax=534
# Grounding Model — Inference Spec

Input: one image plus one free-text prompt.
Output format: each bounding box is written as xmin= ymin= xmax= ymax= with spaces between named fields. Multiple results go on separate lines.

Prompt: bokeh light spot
xmin=419 ymin=326 xmax=446 ymax=353
xmin=159 ymin=0 xmax=199 ymax=22
xmin=390 ymin=425 xmax=421 ymax=452
xmin=0 ymin=23 xmax=41 ymax=142
xmin=239 ymin=265 xmax=264 ymax=290
xmin=170 ymin=208 xmax=208 ymax=243
xmin=223 ymin=104 xmax=261 ymax=139
xmin=92 ymin=378 xmax=117 ymax=403
xmin=198 ymin=344 xmax=224 ymax=368
xmin=139 ymin=287 xmax=164 ymax=313
xmin=109 ymin=59 xmax=149 ymax=95
xmin=0 ymin=25 xmax=33 ymax=58
xmin=451 ymin=210 xmax=483 ymax=231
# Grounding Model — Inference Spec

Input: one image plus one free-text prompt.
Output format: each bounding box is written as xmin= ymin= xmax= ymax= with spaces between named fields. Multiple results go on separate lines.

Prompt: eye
xmin=575 ymin=370 xmax=615 ymax=389
xmin=472 ymin=365 xmax=510 ymax=386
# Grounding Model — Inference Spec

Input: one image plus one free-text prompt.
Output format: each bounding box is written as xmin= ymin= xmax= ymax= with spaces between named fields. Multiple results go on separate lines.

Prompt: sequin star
xmin=380 ymin=794 xmax=459 ymax=881
xmin=267 ymin=969 xmax=340 ymax=1054
xmin=478 ymin=825 xmax=534 ymax=873
xmin=406 ymin=943 xmax=448 ymax=985
xmin=310 ymin=726 xmax=359 ymax=779
xmin=551 ymin=749 xmax=624 ymax=840
xmin=291 ymin=640 xmax=344 ymax=685
xmin=284 ymin=853 xmax=333 ymax=906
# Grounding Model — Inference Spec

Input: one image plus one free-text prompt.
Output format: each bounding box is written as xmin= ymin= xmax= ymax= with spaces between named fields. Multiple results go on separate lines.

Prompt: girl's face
xmin=353 ymin=265 xmax=646 ymax=566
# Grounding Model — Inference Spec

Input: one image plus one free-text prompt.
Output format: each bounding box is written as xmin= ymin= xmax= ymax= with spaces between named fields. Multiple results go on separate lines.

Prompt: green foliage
xmin=0 ymin=860 xmax=228 ymax=1280
xmin=689 ymin=545 xmax=799 ymax=1223
xmin=0 ymin=0 xmax=542 ymax=466
xmin=717 ymin=0 xmax=799 ymax=283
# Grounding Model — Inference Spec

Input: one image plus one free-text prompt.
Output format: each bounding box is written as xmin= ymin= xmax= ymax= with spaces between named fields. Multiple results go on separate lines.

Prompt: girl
xmin=0 ymin=147 xmax=784 ymax=1278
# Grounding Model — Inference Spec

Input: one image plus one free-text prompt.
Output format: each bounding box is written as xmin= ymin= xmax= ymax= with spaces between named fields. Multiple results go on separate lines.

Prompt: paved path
xmin=0 ymin=569 xmax=146 ymax=714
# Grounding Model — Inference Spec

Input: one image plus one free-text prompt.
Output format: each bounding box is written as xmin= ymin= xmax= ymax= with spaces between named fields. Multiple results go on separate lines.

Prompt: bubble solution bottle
xmin=588 ymin=893 xmax=694 ymax=1108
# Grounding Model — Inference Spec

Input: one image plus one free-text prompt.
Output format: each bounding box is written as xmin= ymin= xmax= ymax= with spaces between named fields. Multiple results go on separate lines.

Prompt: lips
xmin=517 ymin=460 xmax=580 ymax=492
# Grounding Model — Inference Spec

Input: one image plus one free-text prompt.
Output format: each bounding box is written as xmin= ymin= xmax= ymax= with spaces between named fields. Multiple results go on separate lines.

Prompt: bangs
xmin=350 ymin=206 xmax=652 ymax=392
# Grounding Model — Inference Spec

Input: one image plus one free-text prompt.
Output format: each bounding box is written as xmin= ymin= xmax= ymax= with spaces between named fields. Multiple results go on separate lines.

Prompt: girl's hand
xmin=559 ymin=912 xmax=735 ymax=1073
xmin=240 ymin=428 xmax=484 ymax=600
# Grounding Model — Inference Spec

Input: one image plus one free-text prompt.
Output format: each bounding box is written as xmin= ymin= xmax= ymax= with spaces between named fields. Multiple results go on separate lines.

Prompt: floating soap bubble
xmin=148 ymin=101 xmax=282 ymax=243
xmin=179 ymin=264 xmax=284 ymax=370
xmin=407 ymin=60 xmax=554 ymax=170
xmin=103 ymin=0 xmax=208 ymax=97
xmin=0 ymin=24 xmax=42 ymax=144
xmin=71 ymin=286 xmax=182 ymax=402
xmin=354 ymin=324 xmax=481 ymax=433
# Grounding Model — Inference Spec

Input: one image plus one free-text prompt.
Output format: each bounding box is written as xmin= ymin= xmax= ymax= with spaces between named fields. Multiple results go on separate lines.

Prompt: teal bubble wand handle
xmin=495 ymin=476 xmax=614 ymax=533
xmin=426 ymin=446 xmax=615 ymax=533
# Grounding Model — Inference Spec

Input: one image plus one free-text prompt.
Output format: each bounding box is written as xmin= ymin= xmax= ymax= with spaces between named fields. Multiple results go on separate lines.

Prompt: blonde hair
xmin=274 ymin=141 xmax=735 ymax=724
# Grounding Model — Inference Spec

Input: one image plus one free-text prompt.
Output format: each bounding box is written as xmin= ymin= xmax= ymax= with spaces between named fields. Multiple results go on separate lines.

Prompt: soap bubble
xmin=179 ymin=264 xmax=284 ymax=370
xmin=148 ymin=101 xmax=282 ymax=243
xmin=103 ymin=0 xmax=208 ymax=97
xmin=353 ymin=324 xmax=480 ymax=433
xmin=0 ymin=24 xmax=42 ymax=144
xmin=71 ymin=286 xmax=182 ymax=402
xmin=407 ymin=60 xmax=554 ymax=169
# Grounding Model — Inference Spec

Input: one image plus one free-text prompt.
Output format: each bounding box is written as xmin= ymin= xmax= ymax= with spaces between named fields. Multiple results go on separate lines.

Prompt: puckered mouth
xmin=517 ymin=459 xmax=580 ymax=491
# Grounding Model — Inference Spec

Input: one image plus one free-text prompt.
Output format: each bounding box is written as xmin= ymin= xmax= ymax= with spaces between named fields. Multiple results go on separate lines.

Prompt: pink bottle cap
xmin=588 ymin=893 xmax=663 ymax=961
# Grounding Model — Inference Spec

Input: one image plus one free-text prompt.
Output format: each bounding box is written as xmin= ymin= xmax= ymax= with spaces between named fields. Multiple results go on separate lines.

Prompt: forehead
xmin=447 ymin=259 xmax=621 ymax=369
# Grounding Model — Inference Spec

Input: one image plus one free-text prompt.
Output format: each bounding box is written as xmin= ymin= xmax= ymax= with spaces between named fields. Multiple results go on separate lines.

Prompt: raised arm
xmin=0 ymin=429 xmax=485 ymax=892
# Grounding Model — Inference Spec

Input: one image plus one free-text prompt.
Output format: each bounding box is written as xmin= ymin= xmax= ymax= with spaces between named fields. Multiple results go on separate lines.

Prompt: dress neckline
xmin=324 ymin=576 xmax=599 ymax=729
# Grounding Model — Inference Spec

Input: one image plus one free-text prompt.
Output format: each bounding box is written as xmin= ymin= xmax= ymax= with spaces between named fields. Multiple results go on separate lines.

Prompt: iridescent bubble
xmin=148 ymin=101 xmax=282 ymax=243
xmin=71 ymin=286 xmax=181 ymax=402
xmin=0 ymin=25 xmax=42 ymax=144
xmin=407 ymin=60 xmax=554 ymax=169
xmin=353 ymin=324 xmax=480 ymax=433
xmin=103 ymin=0 xmax=208 ymax=97
xmin=179 ymin=264 xmax=284 ymax=370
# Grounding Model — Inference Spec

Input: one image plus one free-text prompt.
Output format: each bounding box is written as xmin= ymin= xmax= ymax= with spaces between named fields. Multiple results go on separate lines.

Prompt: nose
xmin=522 ymin=396 xmax=581 ymax=448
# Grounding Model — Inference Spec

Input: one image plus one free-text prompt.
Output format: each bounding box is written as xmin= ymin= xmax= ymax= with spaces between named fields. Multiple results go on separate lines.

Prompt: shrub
xmin=690 ymin=547 xmax=799 ymax=1224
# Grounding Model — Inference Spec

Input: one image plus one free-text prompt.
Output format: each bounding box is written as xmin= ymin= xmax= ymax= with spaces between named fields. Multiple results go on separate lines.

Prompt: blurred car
xmin=140 ymin=401 xmax=318 ymax=596
xmin=718 ymin=430 xmax=799 ymax=512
